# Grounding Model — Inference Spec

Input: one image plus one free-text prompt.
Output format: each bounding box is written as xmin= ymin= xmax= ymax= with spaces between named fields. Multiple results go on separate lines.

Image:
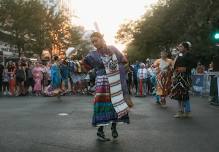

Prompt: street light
xmin=214 ymin=33 xmax=219 ymax=39
xmin=212 ymin=32 xmax=219 ymax=47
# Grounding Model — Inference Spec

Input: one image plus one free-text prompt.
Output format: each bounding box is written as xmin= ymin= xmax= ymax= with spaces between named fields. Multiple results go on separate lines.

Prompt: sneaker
xmin=174 ymin=111 xmax=183 ymax=118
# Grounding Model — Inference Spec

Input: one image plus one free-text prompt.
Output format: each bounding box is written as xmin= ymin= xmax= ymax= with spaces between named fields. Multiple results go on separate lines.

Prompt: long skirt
xmin=156 ymin=71 xmax=172 ymax=96
xmin=170 ymin=72 xmax=191 ymax=101
xmin=34 ymin=78 xmax=42 ymax=91
xmin=92 ymin=75 xmax=129 ymax=127
xmin=9 ymin=79 xmax=16 ymax=95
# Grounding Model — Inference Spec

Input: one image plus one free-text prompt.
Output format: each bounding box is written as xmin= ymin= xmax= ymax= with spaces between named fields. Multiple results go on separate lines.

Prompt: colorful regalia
xmin=32 ymin=66 xmax=43 ymax=92
xmin=51 ymin=63 xmax=61 ymax=88
xmin=60 ymin=63 xmax=69 ymax=90
xmin=44 ymin=62 xmax=62 ymax=96
xmin=83 ymin=46 xmax=130 ymax=127
xmin=171 ymin=52 xmax=194 ymax=101
xmin=153 ymin=58 xmax=173 ymax=102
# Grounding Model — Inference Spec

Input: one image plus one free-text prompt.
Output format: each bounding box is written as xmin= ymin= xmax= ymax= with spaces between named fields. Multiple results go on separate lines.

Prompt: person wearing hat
xmin=171 ymin=42 xmax=196 ymax=118
xmin=79 ymin=32 xmax=131 ymax=141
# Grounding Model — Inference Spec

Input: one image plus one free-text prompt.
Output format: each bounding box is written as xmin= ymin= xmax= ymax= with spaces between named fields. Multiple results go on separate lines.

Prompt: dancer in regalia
xmin=79 ymin=32 xmax=132 ymax=140
xmin=171 ymin=42 xmax=195 ymax=118
xmin=153 ymin=50 xmax=173 ymax=107
xmin=44 ymin=55 xmax=62 ymax=96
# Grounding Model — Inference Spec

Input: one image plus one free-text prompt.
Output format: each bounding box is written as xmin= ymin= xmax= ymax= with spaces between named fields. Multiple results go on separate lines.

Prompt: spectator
xmin=8 ymin=62 xmax=16 ymax=96
xmin=0 ymin=63 xmax=4 ymax=96
xmin=196 ymin=62 xmax=205 ymax=74
xmin=32 ymin=61 xmax=43 ymax=96
xmin=137 ymin=63 xmax=148 ymax=96
xmin=127 ymin=65 xmax=133 ymax=95
xmin=208 ymin=62 xmax=213 ymax=72
xmin=16 ymin=64 xmax=26 ymax=96
xmin=26 ymin=62 xmax=34 ymax=95
xmin=133 ymin=60 xmax=140 ymax=95
xmin=2 ymin=66 xmax=10 ymax=95
xmin=209 ymin=55 xmax=219 ymax=105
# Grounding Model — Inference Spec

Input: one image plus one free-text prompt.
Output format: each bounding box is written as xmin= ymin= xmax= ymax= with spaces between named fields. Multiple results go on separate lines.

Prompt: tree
xmin=116 ymin=0 xmax=219 ymax=65
xmin=0 ymin=0 xmax=89 ymax=58
xmin=0 ymin=0 xmax=29 ymax=56
xmin=115 ymin=20 xmax=138 ymax=44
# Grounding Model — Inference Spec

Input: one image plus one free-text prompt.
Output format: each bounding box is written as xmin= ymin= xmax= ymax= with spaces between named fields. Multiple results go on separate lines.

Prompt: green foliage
xmin=0 ymin=0 xmax=90 ymax=57
xmin=116 ymin=0 xmax=219 ymax=64
xmin=115 ymin=20 xmax=138 ymax=44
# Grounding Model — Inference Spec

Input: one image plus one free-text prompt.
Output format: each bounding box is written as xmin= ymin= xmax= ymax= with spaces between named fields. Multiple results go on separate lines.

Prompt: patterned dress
xmin=154 ymin=58 xmax=173 ymax=97
xmin=32 ymin=67 xmax=43 ymax=92
xmin=83 ymin=46 xmax=130 ymax=127
xmin=171 ymin=52 xmax=195 ymax=101
xmin=44 ymin=63 xmax=61 ymax=96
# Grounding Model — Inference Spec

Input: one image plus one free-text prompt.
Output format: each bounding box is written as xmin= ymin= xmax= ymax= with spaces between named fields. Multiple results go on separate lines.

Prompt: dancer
xmin=44 ymin=55 xmax=62 ymax=97
xmin=171 ymin=42 xmax=195 ymax=118
xmin=153 ymin=50 xmax=173 ymax=107
xmin=79 ymin=32 xmax=131 ymax=140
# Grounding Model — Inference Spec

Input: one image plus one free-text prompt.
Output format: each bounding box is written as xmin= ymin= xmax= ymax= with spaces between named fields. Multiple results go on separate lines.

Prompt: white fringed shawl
xmin=101 ymin=53 xmax=129 ymax=118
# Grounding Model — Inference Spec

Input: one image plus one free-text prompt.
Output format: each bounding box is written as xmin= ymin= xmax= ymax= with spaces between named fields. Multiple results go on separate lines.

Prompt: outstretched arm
xmin=79 ymin=52 xmax=95 ymax=73
xmin=79 ymin=60 xmax=92 ymax=73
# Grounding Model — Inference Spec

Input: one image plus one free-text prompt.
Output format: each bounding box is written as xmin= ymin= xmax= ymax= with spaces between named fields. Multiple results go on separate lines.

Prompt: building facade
xmin=0 ymin=30 xmax=19 ymax=65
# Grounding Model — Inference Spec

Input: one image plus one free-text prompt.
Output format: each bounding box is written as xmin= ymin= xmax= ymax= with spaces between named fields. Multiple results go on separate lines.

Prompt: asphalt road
xmin=0 ymin=95 xmax=219 ymax=152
